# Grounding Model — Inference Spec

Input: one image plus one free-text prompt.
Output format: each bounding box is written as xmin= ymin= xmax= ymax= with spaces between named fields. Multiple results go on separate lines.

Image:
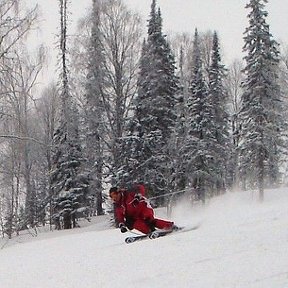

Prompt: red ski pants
xmin=130 ymin=201 xmax=173 ymax=234
xmin=133 ymin=218 xmax=174 ymax=234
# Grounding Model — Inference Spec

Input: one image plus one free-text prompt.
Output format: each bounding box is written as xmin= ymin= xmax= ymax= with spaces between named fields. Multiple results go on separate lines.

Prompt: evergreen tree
xmin=184 ymin=29 xmax=216 ymax=203
xmin=50 ymin=0 xmax=90 ymax=229
xmin=239 ymin=0 xmax=285 ymax=201
xmin=207 ymin=31 xmax=230 ymax=193
xmin=124 ymin=0 xmax=179 ymax=199
xmin=83 ymin=0 xmax=105 ymax=216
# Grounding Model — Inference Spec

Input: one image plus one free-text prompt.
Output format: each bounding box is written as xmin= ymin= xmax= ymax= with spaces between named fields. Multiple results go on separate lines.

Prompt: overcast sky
xmin=124 ymin=0 xmax=288 ymax=62
xmin=29 ymin=0 xmax=288 ymax=81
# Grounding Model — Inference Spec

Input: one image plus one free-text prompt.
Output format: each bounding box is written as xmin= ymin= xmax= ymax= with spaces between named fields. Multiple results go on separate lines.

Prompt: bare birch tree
xmin=70 ymin=0 xmax=142 ymax=185
xmin=225 ymin=59 xmax=244 ymax=189
xmin=0 ymin=1 xmax=40 ymax=237
xmin=0 ymin=46 xmax=44 ymax=235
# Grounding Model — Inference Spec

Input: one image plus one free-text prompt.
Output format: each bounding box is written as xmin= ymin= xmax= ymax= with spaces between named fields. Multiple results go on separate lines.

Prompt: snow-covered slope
xmin=0 ymin=188 xmax=288 ymax=288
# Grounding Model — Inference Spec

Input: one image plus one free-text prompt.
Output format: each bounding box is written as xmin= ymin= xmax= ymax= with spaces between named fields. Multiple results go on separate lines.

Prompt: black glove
xmin=119 ymin=223 xmax=128 ymax=233
xmin=132 ymin=193 xmax=142 ymax=207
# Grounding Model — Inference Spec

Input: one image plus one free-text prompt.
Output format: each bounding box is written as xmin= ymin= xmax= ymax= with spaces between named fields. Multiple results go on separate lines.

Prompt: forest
xmin=0 ymin=0 xmax=287 ymax=237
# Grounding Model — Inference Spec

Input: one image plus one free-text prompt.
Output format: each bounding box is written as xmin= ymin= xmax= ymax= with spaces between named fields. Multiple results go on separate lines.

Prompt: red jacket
xmin=114 ymin=187 xmax=153 ymax=225
xmin=113 ymin=184 xmax=174 ymax=233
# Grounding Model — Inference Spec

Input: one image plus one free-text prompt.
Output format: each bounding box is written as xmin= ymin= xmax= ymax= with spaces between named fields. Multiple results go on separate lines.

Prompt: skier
xmin=109 ymin=184 xmax=178 ymax=234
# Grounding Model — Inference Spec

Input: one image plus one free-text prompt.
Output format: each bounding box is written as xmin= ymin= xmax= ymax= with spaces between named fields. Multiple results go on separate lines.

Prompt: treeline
xmin=0 ymin=0 xmax=287 ymax=237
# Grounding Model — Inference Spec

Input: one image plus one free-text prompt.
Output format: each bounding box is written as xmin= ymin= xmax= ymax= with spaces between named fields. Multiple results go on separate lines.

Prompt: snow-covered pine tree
xmin=50 ymin=0 xmax=90 ymax=229
xmin=83 ymin=0 xmax=105 ymax=216
xmin=125 ymin=0 xmax=179 ymax=200
xmin=184 ymin=28 xmax=216 ymax=203
xmin=207 ymin=31 xmax=230 ymax=194
xmin=239 ymin=0 xmax=285 ymax=201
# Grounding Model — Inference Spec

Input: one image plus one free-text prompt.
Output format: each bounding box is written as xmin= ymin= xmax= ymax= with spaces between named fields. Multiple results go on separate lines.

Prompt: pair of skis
xmin=125 ymin=229 xmax=175 ymax=243
xmin=124 ymin=224 xmax=199 ymax=244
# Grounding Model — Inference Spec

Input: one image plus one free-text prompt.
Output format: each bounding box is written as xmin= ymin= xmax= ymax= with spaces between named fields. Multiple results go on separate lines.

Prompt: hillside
xmin=0 ymin=188 xmax=287 ymax=288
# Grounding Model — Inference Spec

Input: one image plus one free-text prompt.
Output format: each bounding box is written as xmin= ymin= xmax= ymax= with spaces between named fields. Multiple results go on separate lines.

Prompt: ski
xmin=149 ymin=224 xmax=200 ymax=239
xmin=125 ymin=234 xmax=149 ymax=243
xmin=148 ymin=229 xmax=175 ymax=239
xmin=125 ymin=229 xmax=179 ymax=243
xmin=125 ymin=224 xmax=200 ymax=244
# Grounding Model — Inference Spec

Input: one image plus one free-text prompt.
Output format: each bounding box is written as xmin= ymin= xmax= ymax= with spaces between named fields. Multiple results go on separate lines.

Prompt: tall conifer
xmin=208 ymin=31 xmax=230 ymax=193
xmin=126 ymin=0 xmax=179 ymax=199
xmin=50 ymin=0 xmax=90 ymax=229
xmin=83 ymin=0 xmax=105 ymax=215
xmin=239 ymin=0 xmax=285 ymax=200
xmin=184 ymin=29 xmax=215 ymax=202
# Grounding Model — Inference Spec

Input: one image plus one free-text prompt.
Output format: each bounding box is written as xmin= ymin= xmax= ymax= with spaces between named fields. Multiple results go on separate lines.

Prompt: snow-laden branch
xmin=0 ymin=134 xmax=47 ymax=146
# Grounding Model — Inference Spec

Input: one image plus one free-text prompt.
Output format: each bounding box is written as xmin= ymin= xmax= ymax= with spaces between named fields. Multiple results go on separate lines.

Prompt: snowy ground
xmin=1 ymin=188 xmax=288 ymax=288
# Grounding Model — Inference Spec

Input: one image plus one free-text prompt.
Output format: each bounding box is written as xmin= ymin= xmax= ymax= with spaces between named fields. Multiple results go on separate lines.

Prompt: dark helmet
xmin=109 ymin=187 xmax=118 ymax=195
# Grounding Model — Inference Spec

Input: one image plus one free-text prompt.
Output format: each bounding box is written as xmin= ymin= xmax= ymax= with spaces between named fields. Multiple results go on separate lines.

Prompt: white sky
xmin=123 ymin=0 xmax=288 ymax=61
xmin=28 ymin=0 xmax=288 ymax=82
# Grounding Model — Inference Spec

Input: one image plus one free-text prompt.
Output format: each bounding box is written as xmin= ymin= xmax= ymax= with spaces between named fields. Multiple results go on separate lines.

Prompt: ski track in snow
xmin=0 ymin=188 xmax=288 ymax=288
